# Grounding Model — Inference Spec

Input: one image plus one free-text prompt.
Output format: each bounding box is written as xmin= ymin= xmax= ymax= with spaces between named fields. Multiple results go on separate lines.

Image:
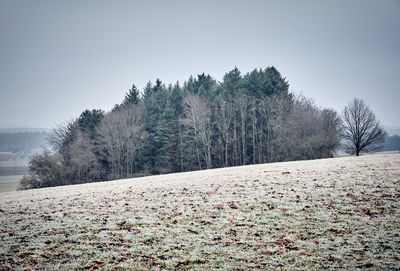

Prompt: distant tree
xmin=48 ymin=120 xmax=79 ymax=156
xmin=68 ymin=129 xmax=104 ymax=183
xmin=289 ymin=96 xmax=341 ymax=160
xmin=243 ymin=66 xmax=290 ymax=98
xmin=77 ymin=109 xmax=104 ymax=139
xmin=261 ymin=93 xmax=292 ymax=162
xmin=262 ymin=66 xmax=290 ymax=96
xmin=180 ymin=93 xmax=213 ymax=169
xmin=194 ymin=73 xmax=217 ymax=97
xmin=19 ymin=151 xmax=67 ymax=189
xmin=152 ymin=79 xmax=164 ymax=94
xmin=154 ymin=100 xmax=176 ymax=173
xmin=382 ymin=134 xmax=400 ymax=152
xmin=214 ymin=95 xmax=234 ymax=166
xmin=219 ymin=67 xmax=242 ymax=97
xmin=97 ymin=104 xmax=146 ymax=179
xmin=320 ymin=108 xmax=342 ymax=157
xmin=182 ymin=73 xmax=217 ymax=98
xmin=236 ymin=92 xmax=250 ymax=165
xmin=0 ymin=132 xmax=50 ymax=153
xmin=142 ymin=79 xmax=167 ymax=173
xmin=122 ymin=84 xmax=141 ymax=106
xmin=242 ymin=68 xmax=262 ymax=97
xmin=342 ymin=98 xmax=386 ymax=156
xmin=142 ymin=81 xmax=153 ymax=100
xmin=49 ymin=109 xmax=103 ymax=155
xmin=289 ymin=95 xmax=321 ymax=159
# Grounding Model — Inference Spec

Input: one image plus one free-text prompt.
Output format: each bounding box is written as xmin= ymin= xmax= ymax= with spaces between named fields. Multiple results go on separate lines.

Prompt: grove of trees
xmin=382 ymin=135 xmax=400 ymax=152
xmin=0 ymin=131 xmax=49 ymax=153
xmin=20 ymin=66 xmax=345 ymax=189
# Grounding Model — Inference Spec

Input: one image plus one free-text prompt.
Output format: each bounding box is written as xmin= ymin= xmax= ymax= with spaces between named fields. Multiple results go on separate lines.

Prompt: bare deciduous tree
xmin=215 ymin=96 xmax=233 ymax=167
xmin=97 ymin=105 xmax=146 ymax=178
xmin=19 ymin=151 xmax=67 ymax=189
xmin=181 ymin=93 xmax=213 ymax=169
xmin=342 ymin=98 xmax=386 ymax=156
xmin=289 ymin=95 xmax=342 ymax=159
xmin=236 ymin=92 xmax=250 ymax=165
xmin=69 ymin=129 xmax=103 ymax=183
xmin=320 ymin=108 xmax=342 ymax=157
xmin=263 ymin=93 xmax=292 ymax=162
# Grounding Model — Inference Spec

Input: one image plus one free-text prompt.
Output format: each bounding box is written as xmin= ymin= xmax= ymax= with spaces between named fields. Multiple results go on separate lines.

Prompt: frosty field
xmin=1 ymin=153 xmax=399 ymax=270
xmin=0 ymin=175 xmax=23 ymax=193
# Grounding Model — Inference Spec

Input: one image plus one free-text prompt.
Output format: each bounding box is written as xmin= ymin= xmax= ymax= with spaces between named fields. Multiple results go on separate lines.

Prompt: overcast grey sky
xmin=0 ymin=0 xmax=399 ymax=129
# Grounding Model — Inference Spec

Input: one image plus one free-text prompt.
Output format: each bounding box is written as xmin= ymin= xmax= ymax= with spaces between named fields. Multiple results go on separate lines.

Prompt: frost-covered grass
xmin=1 ymin=153 xmax=400 ymax=270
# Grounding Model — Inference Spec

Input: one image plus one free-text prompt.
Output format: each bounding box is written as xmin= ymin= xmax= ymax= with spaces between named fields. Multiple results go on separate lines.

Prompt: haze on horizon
xmin=0 ymin=0 xmax=399 ymax=129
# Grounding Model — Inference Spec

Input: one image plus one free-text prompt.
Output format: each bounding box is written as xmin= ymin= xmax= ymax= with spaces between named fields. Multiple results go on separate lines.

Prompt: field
xmin=0 ymin=175 xmax=23 ymax=193
xmin=0 ymin=153 xmax=399 ymax=270
xmin=0 ymin=154 xmax=29 ymax=193
xmin=0 ymin=157 xmax=29 ymax=178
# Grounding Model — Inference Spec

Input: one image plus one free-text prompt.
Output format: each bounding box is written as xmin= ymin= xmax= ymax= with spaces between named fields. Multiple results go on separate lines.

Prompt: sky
xmin=0 ymin=0 xmax=399 ymax=130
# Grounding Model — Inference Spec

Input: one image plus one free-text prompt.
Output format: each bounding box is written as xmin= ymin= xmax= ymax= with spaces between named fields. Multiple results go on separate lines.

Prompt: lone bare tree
xmin=342 ymin=98 xmax=386 ymax=156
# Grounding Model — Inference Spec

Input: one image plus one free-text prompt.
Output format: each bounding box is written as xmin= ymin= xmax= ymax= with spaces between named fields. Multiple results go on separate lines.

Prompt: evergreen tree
xmin=143 ymin=81 xmax=153 ymax=100
xmin=262 ymin=66 xmax=290 ymax=96
xmin=243 ymin=68 xmax=263 ymax=97
xmin=183 ymin=73 xmax=216 ymax=97
xmin=220 ymin=67 xmax=242 ymax=97
xmin=154 ymin=100 xmax=176 ymax=173
xmin=77 ymin=109 xmax=104 ymax=139
xmin=142 ymin=79 xmax=167 ymax=173
xmin=123 ymin=84 xmax=140 ymax=106
xmin=169 ymin=82 xmax=184 ymax=115
xmin=243 ymin=66 xmax=290 ymax=98
xmin=183 ymin=76 xmax=196 ymax=94
xmin=153 ymin=79 xmax=164 ymax=93
xmin=195 ymin=73 xmax=216 ymax=97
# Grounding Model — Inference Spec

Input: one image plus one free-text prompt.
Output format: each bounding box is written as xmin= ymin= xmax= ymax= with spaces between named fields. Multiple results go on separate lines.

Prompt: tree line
xmin=0 ymin=132 xmax=49 ymax=153
xmin=382 ymin=135 xmax=400 ymax=152
xmin=20 ymin=66 xmax=380 ymax=189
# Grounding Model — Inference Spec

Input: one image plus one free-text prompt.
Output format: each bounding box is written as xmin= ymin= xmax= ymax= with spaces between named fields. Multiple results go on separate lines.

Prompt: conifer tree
xmin=220 ymin=67 xmax=242 ymax=97
xmin=154 ymin=100 xmax=176 ymax=173
xmin=123 ymin=84 xmax=141 ymax=106
xmin=143 ymin=81 xmax=153 ymax=100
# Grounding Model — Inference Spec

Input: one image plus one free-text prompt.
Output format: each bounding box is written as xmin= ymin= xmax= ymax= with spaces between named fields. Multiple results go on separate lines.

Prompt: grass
xmin=0 ymin=153 xmax=399 ymax=270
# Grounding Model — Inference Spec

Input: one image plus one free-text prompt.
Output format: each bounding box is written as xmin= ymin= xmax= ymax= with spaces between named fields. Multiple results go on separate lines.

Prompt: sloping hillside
xmin=1 ymin=153 xmax=399 ymax=270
